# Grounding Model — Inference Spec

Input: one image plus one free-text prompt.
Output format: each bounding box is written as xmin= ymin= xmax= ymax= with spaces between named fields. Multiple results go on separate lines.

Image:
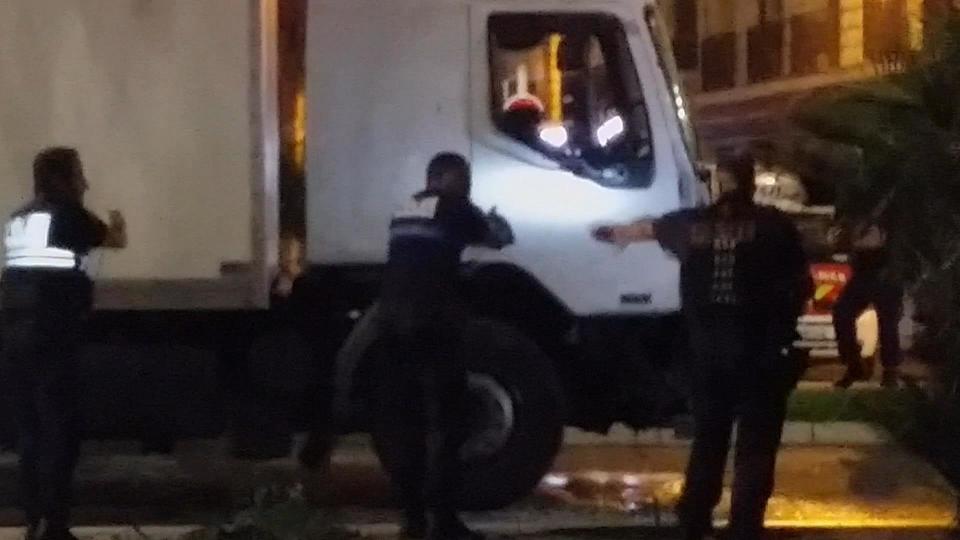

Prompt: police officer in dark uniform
xmin=830 ymin=216 xmax=902 ymax=389
xmin=1 ymin=148 xmax=127 ymax=540
xmin=378 ymin=153 xmax=512 ymax=540
xmin=593 ymin=154 xmax=812 ymax=540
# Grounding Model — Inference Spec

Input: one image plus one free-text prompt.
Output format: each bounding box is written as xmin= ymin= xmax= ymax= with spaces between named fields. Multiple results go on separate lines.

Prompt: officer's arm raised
xmin=591 ymin=219 xmax=656 ymax=247
xmin=102 ymin=210 xmax=128 ymax=249
xmin=481 ymin=207 xmax=515 ymax=249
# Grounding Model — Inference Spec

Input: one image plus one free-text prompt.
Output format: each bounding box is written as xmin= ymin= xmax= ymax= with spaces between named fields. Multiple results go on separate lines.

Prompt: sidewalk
xmin=0 ymin=407 xmax=949 ymax=539
xmin=541 ymin=445 xmax=957 ymax=527
xmin=563 ymin=421 xmax=892 ymax=447
xmin=337 ymin=444 xmax=956 ymax=538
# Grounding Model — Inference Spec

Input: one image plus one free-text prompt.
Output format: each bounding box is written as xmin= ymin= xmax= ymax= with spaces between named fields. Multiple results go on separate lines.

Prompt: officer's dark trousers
xmin=1 ymin=309 xmax=82 ymax=533
xmin=678 ymin=310 xmax=798 ymax=540
xmin=833 ymin=273 xmax=903 ymax=371
xmin=378 ymin=317 xmax=468 ymax=530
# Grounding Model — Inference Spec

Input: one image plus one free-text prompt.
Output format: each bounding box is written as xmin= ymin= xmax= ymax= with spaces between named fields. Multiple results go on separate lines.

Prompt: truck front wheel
xmin=370 ymin=318 xmax=565 ymax=510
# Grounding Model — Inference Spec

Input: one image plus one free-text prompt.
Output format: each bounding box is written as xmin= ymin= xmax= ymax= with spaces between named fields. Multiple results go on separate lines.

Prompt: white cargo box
xmin=0 ymin=0 xmax=279 ymax=309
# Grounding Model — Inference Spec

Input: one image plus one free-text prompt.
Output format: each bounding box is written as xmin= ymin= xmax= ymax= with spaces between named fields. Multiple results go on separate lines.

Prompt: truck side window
xmin=489 ymin=13 xmax=654 ymax=189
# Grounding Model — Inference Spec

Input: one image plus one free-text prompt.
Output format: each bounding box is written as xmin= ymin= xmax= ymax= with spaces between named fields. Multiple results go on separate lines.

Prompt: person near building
xmin=592 ymin=153 xmax=812 ymax=540
xmin=830 ymin=215 xmax=902 ymax=389
xmin=378 ymin=152 xmax=513 ymax=540
xmin=1 ymin=147 xmax=127 ymax=540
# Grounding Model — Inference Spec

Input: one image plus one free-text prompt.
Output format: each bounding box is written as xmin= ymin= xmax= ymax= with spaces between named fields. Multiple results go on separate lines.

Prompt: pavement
xmin=0 ymin=356 xmax=944 ymax=539
xmin=0 ymin=429 xmax=951 ymax=539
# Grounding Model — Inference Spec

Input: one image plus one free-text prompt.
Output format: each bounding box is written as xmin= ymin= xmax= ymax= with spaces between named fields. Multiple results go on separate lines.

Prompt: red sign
xmin=807 ymin=263 xmax=852 ymax=315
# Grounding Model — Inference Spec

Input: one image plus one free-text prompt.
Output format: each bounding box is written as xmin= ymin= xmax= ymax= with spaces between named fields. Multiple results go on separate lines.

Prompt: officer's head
xmin=34 ymin=147 xmax=88 ymax=204
xmin=426 ymin=152 xmax=471 ymax=199
xmin=715 ymin=152 xmax=756 ymax=207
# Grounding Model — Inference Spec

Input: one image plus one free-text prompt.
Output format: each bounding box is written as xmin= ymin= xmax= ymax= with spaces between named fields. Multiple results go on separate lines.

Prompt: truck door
xmin=466 ymin=1 xmax=685 ymax=316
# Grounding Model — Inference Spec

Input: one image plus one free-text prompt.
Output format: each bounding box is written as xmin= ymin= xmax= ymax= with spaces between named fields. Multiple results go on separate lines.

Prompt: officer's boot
xmin=834 ymin=359 xmax=873 ymax=389
xmin=881 ymin=368 xmax=900 ymax=389
xmin=681 ymin=524 xmax=715 ymax=540
xmin=297 ymin=430 xmax=334 ymax=471
xmin=426 ymin=511 xmax=483 ymax=540
xmin=33 ymin=519 xmax=77 ymax=540
xmin=38 ymin=530 xmax=77 ymax=540
xmin=24 ymin=522 xmax=42 ymax=540
xmin=400 ymin=507 xmax=428 ymax=540
xmin=677 ymin=498 xmax=715 ymax=540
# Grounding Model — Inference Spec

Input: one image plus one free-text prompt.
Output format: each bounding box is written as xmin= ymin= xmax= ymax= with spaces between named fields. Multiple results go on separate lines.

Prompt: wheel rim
xmin=460 ymin=372 xmax=516 ymax=462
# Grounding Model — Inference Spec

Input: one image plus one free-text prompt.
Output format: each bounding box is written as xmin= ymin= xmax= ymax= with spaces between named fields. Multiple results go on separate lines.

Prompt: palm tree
xmin=793 ymin=14 xmax=959 ymax=299
xmin=791 ymin=14 xmax=960 ymax=464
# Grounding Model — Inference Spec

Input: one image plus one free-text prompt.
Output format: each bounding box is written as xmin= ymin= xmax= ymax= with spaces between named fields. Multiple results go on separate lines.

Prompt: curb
xmin=563 ymin=421 xmax=892 ymax=447
xmin=70 ymin=419 xmax=895 ymax=464
xmin=0 ymin=526 xmax=206 ymax=540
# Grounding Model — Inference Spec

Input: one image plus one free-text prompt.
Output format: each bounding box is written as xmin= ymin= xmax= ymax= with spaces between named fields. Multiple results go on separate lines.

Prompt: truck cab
xmin=304 ymin=0 xmax=704 ymax=509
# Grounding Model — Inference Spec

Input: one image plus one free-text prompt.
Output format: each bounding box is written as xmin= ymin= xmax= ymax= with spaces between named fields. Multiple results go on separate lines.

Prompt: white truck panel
xmin=0 ymin=0 xmax=277 ymax=308
xmin=306 ymin=0 xmax=473 ymax=264
xmin=307 ymin=0 xmax=690 ymax=315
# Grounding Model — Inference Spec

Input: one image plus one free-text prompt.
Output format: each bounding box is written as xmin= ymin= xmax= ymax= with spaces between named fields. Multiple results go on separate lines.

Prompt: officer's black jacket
xmin=380 ymin=190 xmax=509 ymax=318
xmin=654 ymin=201 xmax=813 ymax=347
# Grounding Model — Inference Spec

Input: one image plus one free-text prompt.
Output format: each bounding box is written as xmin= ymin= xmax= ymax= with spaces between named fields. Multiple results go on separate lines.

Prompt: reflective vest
xmin=3 ymin=212 xmax=81 ymax=271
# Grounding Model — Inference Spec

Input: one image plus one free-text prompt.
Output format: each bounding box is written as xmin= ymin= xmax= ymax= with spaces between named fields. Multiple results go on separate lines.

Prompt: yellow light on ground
xmin=539 ymin=471 xmax=957 ymax=529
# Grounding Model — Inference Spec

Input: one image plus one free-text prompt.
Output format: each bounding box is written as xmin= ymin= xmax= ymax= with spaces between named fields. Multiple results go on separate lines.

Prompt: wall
xmin=0 ymin=0 xmax=255 ymax=281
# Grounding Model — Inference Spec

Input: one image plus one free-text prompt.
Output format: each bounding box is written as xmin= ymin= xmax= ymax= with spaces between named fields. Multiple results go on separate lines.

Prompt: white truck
xmin=0 ymin=0 xmax=703 ymax=509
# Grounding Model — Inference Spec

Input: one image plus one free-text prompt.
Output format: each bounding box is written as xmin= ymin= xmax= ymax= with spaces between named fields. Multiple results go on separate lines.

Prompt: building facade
xmin=660 ymin=0 xmax=951 ymax=155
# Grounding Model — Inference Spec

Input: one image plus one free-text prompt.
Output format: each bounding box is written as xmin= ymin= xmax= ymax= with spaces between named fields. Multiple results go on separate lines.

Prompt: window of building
xmin=789 ymin=0 xmax=839 ymax=74
xmin=673 ymin=0 xmax=699 ymax=69
xmin=704 ymin=0 xmax=736 ymax=36
xmin=488 ymin=13 xmax=654 ymax=189
xmin=759 ymin=0 xmax=784 ymax=22
xmin=701 ymin=0 xmax=738 ymax=90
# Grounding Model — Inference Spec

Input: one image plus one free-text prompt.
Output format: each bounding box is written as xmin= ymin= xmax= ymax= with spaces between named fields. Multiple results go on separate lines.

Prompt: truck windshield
xmin=488 ymin=13 xmax=654 ymax=189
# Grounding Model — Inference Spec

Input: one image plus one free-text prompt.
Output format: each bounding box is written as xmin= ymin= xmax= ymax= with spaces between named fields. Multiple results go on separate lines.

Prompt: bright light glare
xmin=539 ymin=124 xmax=569 ymax=148
xmin=541 ymin=473 xmax=569 ymax=488
xmin=621 ymin=474 xmax=642 ymax=487
xmin=596 ymin=115 xmax=625 ymax=147
xmin=672 ymin=86 xmax=689 ymax=122
xmin=756 ymin=172 xmax=778 ymax=186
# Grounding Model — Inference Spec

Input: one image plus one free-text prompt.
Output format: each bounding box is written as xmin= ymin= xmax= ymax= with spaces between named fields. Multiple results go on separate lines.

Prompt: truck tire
xmin=369 ymin=318 xmax=565 ymax=510
xmin=330 ymin=305 xmax=385 ymax=429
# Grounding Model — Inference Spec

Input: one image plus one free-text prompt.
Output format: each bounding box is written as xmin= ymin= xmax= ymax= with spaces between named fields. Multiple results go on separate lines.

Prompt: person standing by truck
xmin=377 ymin=152 xmax=512 ymax=540
xmin=592 ymin=153 xmax=812 ymax=540
xmin=829 ymin=215 xmax=902 ymax=389
xmin=1 ymin=148 xmax=127 ymax=540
